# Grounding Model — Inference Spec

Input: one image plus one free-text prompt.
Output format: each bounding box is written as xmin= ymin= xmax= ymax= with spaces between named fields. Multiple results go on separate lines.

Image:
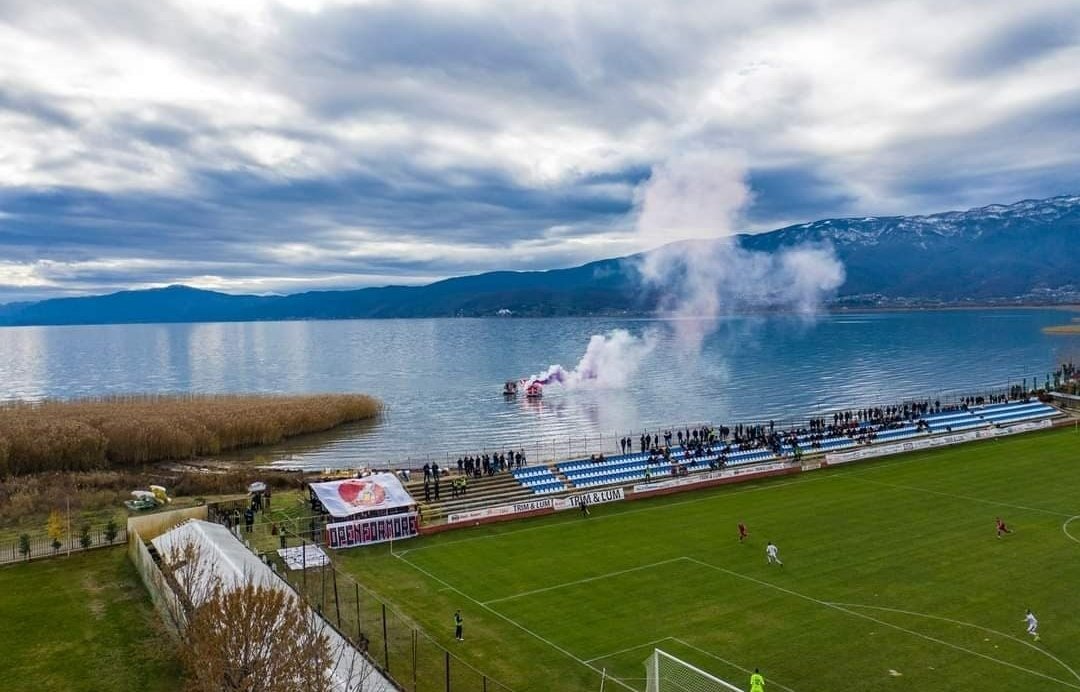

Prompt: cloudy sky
xmin=0 ymin=0 xmax=1077 ymax=302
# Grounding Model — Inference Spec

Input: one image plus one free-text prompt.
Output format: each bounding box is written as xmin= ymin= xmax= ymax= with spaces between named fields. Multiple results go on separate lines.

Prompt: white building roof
xmin=153 ymin=520 xmax=396 ymax=692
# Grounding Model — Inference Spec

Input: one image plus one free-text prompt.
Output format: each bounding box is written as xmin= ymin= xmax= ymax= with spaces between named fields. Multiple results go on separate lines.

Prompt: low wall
xmin=126 ymin=505 xmax=209 ymax=637
xmin=127 ymin=527 xmax=186 ymax=636
xmin=421 ymin=506 xmax=555 ymax=535
xmin=1049 ymin=392 xmax=1080 ymax=411
xmin=628 ymin=462 xmax=800 ymax=501
xmin=127 ymin=505 xmax=208 ymax=541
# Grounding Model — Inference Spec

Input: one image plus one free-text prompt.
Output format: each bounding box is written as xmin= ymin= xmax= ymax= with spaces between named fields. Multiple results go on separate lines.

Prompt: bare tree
xmin=160 ymin=538 xmax=336 ymax=692
xmin=325 ymin=634 xmax=384 ymax=692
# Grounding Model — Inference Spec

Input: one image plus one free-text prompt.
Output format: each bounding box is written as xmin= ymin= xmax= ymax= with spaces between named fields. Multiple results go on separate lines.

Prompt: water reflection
xmin=0 ymin=310 xmax=1071 ymax=467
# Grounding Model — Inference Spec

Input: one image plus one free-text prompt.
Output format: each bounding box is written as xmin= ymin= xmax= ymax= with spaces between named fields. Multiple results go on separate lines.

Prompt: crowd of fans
xmin=602 ymin=393 xmax=1030 ymax=466
xmin=410 ymin=451 xmax=531 ymax=502
xmin=409 ymin=381 xmax=1066 ymax=503
xmin=453 ymin=450 xmax=527 ymax=478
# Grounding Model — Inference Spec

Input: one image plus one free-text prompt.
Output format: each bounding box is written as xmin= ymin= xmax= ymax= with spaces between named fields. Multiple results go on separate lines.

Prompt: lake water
xmin=0 ymin=310 xmax=1074 ymax=468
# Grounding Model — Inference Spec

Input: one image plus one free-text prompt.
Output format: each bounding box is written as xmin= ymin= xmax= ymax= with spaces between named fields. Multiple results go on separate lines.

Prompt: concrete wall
xmin=127 ymin=505 xmax=208 ymax=541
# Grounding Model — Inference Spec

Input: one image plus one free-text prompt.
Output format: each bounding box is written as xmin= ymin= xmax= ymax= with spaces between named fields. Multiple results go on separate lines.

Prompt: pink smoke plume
xmin=525 ymin=329 xmax=657 ymax=390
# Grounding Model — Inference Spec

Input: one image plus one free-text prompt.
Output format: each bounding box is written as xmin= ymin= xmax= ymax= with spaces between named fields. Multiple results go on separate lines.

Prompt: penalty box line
xmin=393 ymin=551 xmax=641 ymax=692
xmin=482 ymin=557 xmax=686 ymax=605
xmin=837 ymin=475 xmax=1076 ymax=518
xmin=683 ymin=556 xmax=1080 ymax=690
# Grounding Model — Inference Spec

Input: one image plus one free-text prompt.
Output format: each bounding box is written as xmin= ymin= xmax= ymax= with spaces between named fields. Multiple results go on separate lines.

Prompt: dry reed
xmin=0 ymin=394 xmax=382 ymax=475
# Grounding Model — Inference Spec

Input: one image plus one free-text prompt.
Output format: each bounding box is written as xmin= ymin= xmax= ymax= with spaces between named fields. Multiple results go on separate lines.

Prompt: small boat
xmin=503 ymin=380 xmax=518 ymax=396
xmin=525 ymin=382 xmax=543 ymax=398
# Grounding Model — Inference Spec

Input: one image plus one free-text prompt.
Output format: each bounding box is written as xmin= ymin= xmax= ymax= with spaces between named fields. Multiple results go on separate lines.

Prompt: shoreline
xmin=1043 ymin=324 xmax=1080 ymax=334
xmin=0 ymin=303 xmax=1078 ymax=330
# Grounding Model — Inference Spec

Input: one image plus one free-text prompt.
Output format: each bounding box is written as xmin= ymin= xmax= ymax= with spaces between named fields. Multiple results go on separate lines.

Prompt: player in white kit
xmin=766 ymin=541 xmax=783 ymax=566
xmin=1024 ymin=610 xmax=1040 ymax=641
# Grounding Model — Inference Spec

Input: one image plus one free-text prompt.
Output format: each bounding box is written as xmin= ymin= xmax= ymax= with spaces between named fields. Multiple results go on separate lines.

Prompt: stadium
xmin=242 ymin=392 xmax=1079 ymax=691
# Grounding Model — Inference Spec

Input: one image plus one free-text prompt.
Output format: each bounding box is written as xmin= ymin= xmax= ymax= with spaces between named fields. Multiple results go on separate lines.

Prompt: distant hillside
xmin=1 ymin=195 xmax=1077 ymax=326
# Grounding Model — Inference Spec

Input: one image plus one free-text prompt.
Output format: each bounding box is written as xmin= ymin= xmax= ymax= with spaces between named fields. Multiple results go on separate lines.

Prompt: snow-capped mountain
xmin=1 ymin=195 xmax=1077 ymax=325
xmin=739 ymin=195 xmax=1078 ymax=304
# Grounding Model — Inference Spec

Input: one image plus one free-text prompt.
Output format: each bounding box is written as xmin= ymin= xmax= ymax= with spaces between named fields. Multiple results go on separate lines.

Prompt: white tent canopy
xmin=153 ymin=520 xmax=395 ymax=692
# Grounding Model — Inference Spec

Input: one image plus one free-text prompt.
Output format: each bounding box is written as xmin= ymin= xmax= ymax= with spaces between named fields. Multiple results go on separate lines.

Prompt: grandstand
xmin=519 ymin=398 xmax=1061 ymax=494
xmin=405 ymin=398 xmax=1063 ymax=522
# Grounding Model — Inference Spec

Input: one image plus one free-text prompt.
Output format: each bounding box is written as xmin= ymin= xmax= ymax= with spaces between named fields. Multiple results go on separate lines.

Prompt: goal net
xmin=644 ymin=649 xmax=744 ymax=692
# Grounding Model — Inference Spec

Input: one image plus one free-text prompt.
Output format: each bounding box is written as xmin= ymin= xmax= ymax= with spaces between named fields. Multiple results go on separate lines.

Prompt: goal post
xmin=644 ymin=649 xmax=744 ymax=692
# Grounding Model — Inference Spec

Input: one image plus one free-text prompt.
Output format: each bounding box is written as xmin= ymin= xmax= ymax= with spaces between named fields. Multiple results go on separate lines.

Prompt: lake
xmin=0 ymin=309 xmax=1074 ymax=468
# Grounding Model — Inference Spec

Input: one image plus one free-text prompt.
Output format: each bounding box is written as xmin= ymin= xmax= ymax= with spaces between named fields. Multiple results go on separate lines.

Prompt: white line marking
xmin=483 ymin=558 xmax=685 ymax=605
xmin=585 ymin=637 xmax=675 ymax=663
xmin=404 ymin=474 xmax=830 ymax=555
xmin=671 ymin=638 xmax=797 ymax=692
xmin=683 ymin=557 xmax=1080 ymax=690
xmin=840 ymin=476 xmax=1075 ymax=517
xmin=393 ymin=551 xmax=640 ymax=692
xmin=830 ymin=603 xmax=1080 ymax=686
xmin=1063 ymin=516 xmax=1080 ymax=545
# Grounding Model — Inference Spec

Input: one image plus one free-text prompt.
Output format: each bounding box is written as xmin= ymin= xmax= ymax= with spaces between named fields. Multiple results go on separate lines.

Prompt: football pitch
xmin=337 ymin=427 xmax=1080 ymax=691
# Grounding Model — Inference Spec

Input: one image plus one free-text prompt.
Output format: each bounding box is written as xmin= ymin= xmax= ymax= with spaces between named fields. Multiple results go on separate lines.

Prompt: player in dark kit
xmin=454 ymin=610 xmax=464 ymax=641
xmin=738 ymin=522 xmax=749 ymax=543
xmin=996 ymin=517 xmax=1012 ymax=538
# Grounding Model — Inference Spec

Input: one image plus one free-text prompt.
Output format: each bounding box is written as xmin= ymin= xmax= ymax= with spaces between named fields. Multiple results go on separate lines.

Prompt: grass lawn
xmin=332 ymin=427 xmax=1080 ymax=691
xmin=0 ymin=547 xmax=182 ymax=692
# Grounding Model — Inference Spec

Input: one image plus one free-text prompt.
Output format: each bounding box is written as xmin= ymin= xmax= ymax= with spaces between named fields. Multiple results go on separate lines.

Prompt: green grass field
xmin=337 ymin=427 xmax=1080 ymax=691
xmin=0 ymin=547 xmax=181 ymax=692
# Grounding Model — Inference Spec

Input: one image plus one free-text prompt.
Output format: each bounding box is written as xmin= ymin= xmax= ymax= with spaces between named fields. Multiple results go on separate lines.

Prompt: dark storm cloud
xmin=744 ymin=165 xmax=858 ymax=226
xmin=0 ymin=0 xmax=1077 ymax=300
xmin=951 ymin=11 xmax=1080 ymax=78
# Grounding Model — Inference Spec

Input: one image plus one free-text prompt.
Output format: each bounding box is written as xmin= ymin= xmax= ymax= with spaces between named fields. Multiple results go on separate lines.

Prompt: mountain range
xmin=2 ymin=195 xmax=1077 ymax=326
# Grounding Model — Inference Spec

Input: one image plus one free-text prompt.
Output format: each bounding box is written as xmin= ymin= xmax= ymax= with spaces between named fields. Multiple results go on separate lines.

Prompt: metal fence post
xmin=412 ymin=629 xmax=418 ymax=692
xmin=355 ymin=583 xmax=361 ymax=642
xmin=320 ymin=559 xmax=327 ymax=613
xmin=445 ymin=650 xmax=451 ymax=692
xmin=332 ymin=566 xmax=341 ymax=627
xmin=382 ymin=603 xmax=390 ymax=671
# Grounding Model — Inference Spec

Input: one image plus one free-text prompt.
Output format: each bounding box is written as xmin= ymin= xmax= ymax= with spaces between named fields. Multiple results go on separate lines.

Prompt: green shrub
xmin=104 ymin=519 xmax=118 ymax=544
xmin=79 ymin=524 xmax=92 ymax=549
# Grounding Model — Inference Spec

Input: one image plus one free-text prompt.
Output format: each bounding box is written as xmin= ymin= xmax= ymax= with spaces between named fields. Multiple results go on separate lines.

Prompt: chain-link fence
xmin=255 ymin=527 xmax=513 ymax=692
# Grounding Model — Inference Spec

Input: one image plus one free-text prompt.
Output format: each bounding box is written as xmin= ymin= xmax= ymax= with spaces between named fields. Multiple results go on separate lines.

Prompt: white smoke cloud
xmin=634 ymin=151 xmax=845 ymax=351
xmin=633 ymin=152 xmax=753 ymax=245
xmin=524 ymin=151 xmax=845 ymax=393
xmin=527 ymin=329 xmax=657 ymax=389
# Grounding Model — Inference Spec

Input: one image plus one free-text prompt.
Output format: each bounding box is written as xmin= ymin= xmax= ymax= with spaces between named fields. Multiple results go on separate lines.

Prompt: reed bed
xmin=0 ymin=394 xmax=382 ymax=475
